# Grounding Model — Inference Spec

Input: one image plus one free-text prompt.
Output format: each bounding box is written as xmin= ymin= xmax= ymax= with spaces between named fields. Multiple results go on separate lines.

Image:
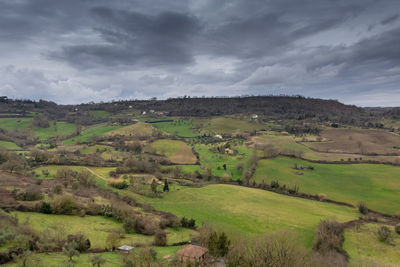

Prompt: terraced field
xmin=147 ymin=184 xmax=358 ymax=247
xmin=253 ymin=157 xmax=400 ymax=214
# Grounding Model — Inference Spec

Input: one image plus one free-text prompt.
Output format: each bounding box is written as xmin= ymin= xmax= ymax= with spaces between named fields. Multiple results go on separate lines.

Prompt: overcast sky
xmin=1 ymin=0 xmax=399 ymax=106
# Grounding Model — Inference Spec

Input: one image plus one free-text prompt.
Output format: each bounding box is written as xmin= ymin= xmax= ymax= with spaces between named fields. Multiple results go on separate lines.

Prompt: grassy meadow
xmin=344 ymin=223 xmax=400 ymax=266
xmin=194 ymin=143 xmax=254 ymax=180
xmin=148 ymin=139 xmax=197 ymax=164
xmin=63 ymin=123 xmax=122 ymax=145
xmin=33 ymin=121 xmax=78 ymax=140
xmin=0 ymin=117 xmax=33 ymax=131
xmin=152 ymin=120 xmax=199 ymax=137
xmin=0 ymin=140 xmax=21 ymax=149
xmin=147 ymin=184 xmax=358 ymax=247
xmin=12 ymin=212 xmax=194 ymax=248
xmin=253 ymin=157 xmax=400 ymax=214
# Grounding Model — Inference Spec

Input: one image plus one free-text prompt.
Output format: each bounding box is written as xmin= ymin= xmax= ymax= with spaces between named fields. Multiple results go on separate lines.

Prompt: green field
xmin=33 ymin=121 xmax=78 ymax=140
xmin=147 ymin=184 xmax=358 ymax=247
xmin=148 ymin=139 xmax=197 ymax=164
xmin=0 ymin=117 xmax=33 ymax=131
xmin=63 ymin=123 xmax=122 ymax=145
xmin=0 ymin=140 xmax=21 ymax=149
xmin=344 ymin=223 xmax=400 ymax=266
xmin=12 ymin=212 xmax=193 ymax=249
xmin=32 ymin=165 xmax=88 ymax=179
xmin=253 ymin=157 xmax=400 ymax=214
xmin=152 ymin=120 xmax=199 ymax=137
xmin=194 ymin=143 xmax=253 ymax=180
xmin=199 ymin=117 xmax=265 ymax=134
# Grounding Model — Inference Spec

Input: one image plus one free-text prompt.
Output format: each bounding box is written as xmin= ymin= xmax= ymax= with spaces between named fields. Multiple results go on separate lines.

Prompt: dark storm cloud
xmin=0 ymin=0 xmax=400 ymax=106
xmin=51 ymin=8 xmax=201 ymax=67
xmin=381 ymin=14 xmax=399 ymax=25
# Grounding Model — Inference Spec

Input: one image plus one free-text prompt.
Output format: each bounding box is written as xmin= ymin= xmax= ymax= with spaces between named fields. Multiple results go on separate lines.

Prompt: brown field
xmin=251 ymin=132 xmax=400 ymax=164
xmin=105 ymin=122 xmax=163 ymax=138
xmin=304 ymin=128 xmax=400 ymax=155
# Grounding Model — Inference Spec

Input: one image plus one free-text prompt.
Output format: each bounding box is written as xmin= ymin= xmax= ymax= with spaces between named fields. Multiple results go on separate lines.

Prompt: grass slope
xmin=198 ymin=117 xmax=265 ymax=134
xmin=149 ymin=139 xmax=197 ymax=164
xmin=152 ymin=120 xmax=199 ymax=137
xmin=12 ymin=212 xmax=193 ymax=249
xmin=106 ymin=122 xmax=157 ymax=137
xmin=0 ymin=118 xmax=32 ymax=131
xmin=33 ymin=122 xmax=77 ymax=141
xmin=194 ymin=143 xmax=253 ymax=180
xmin=343 ymin=223 xmax=400 ymax=266
xmin=63 ymin=123 xmax=122 ymax=145
xmin=253 ymin=157 xmax=400 ymax=214
xmin=0 ymin=140 xmax=21 ymax=149
xmin=147 ymin=184 xmax=358 ymax=247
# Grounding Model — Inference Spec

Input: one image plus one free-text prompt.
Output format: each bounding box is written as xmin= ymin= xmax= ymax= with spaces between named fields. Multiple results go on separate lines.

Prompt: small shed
xmin=117 ymin=245 xmax=134 ymax=254
xmin=177 ymin=244 xmax=208 ymax=264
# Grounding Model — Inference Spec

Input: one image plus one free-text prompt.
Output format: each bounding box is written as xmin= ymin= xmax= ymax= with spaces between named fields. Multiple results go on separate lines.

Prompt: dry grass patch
xmin=105 ymin=122 xmax=162 ymax=138
xmin=148 ymin=139 xmax=197 ymax=164
xmin=304 ymin=128 xmax=400 ymax=155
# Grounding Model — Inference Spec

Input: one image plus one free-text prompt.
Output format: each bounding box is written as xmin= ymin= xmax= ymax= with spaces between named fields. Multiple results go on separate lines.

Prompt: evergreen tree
xmin=163 ymin=179 xmax=169 ymax=192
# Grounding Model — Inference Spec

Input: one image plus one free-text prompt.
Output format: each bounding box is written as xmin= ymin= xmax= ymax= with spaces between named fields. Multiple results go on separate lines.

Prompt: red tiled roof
xmin=177 ymin=245 xmax=208 ymax=258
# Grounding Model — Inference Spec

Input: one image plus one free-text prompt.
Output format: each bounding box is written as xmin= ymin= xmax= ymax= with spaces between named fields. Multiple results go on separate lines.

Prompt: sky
xmin=0 ymin=0 xmax=399 ymax=106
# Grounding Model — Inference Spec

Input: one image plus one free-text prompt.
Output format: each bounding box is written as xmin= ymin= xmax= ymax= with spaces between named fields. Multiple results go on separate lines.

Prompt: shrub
xmin=317 ymin=193 xmax=327 ymax=201
xmin=123 ymin=217 xmax=136 ymax=234
xmin=90 ymin=254 xmax=106 ymax=267
xmin=313 ymin=220 xmax=347 ymax=257
xmin=134 ymin=216 xmax=159 ymax=235
xmin=109 ymin=180 xmax=129 ymax=189
xmin=181 ymin=217 xmax=196 ymax=228
xmin=270 ymin=180 xmax=280 ymax=189
xmin=0 ymin=230 xmax=15 ymax=246
xmin=153 ymin=230 xmax=167 ymax=246
xmin=376 ymin=226 xmax=393 ymax=244
xmin=52 ymin=196 xmax=79 ymax=215
xmin=106 ymin=232 xmax=121 ymax=251
xmin=208 ymin=231 xmax=230 ymax=257
xmin=226 ymin=231 xmax=309 ymax=267
xmin=13 ymin=188 xmax=43 ymax=201
xmin=67 ymin=234 xmax=90 ymax=252
xmin=39 ymin=202 xmax=52 ymax=214
xmin=63 ymin=240 xmax=80 ymax=262
xmin=395 ymin=224 xmax=400 ymax=235
xmin=357 ymin=201 xmax=368 ymax=215
xmin=54 ymin=184 xmax=63 ymax=194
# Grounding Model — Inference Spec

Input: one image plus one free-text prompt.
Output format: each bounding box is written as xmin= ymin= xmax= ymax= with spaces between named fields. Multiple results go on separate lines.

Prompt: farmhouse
xmin=117 ymin=245 xmax=134 ymax=254
xmin=177 ymin=244 xmax=208 ymax=264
